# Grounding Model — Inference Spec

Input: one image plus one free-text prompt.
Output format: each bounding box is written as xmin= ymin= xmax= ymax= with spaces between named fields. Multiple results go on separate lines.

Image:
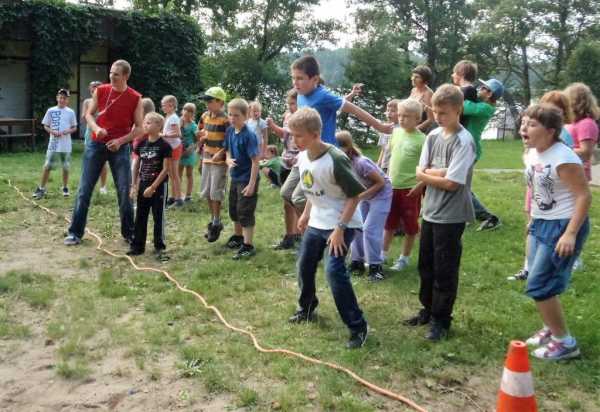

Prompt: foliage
xmin=566 ymin=40 xmax=600 ymax=97
xmin=0 ymin=0 xmax=204 ymax=120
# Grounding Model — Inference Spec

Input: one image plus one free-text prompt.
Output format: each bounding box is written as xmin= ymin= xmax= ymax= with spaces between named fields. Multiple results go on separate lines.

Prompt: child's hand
xmin=143 ymin=186 xmax=155 ymax=198
xmin=297 ymin=213 xmax=309 ymax=233
xmin=211 ymin=152 xmax=225 ymax=163
xmin=226 ymin=158 xmax=237 ymax=168
xmin=197 ymin=129 xmax=208 ymax=142
xmin=327 ymin=227 xmax=347 ymax=257
xmin=129 ymin=185 xmax=138 ymax=199
xmin=266 ymin=117 xmax=274 ymax=129
xmin=242 ymin=182 xmax=255 ymax=197
xmin=407 ymin=182 xmax=425 ymax=198
xmin=96 ymin=128 xmax=108 ymax=139
xmin=556 ymin=232 xmax=576 ymax=257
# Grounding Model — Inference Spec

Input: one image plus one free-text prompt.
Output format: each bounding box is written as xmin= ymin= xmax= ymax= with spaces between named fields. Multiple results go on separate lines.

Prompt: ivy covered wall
xmin=0 ymin=0 xmax=205 ymax=120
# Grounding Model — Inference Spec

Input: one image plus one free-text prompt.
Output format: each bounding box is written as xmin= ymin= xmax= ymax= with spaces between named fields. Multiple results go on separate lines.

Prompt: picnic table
xmin=0 ymin=118 xmax=37 ymax=151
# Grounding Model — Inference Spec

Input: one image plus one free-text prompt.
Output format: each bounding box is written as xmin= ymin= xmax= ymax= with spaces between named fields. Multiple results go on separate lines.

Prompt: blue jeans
xmin=297 ymin=226 xmax=367 ymax=332
xmin=68 ymin=140 xmax=134 ymax=240
xmin=471 ymin=191 xmax=494 ymax=221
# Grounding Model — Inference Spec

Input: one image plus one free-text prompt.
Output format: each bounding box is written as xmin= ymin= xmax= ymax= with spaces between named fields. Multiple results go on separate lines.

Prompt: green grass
xmin=0 ymin=141 xmax=599 ymax=410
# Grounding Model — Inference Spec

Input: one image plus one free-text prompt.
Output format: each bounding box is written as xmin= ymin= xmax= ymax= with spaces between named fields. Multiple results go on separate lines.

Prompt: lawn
xmin=0 ymin=139 xmax=598 ymax=411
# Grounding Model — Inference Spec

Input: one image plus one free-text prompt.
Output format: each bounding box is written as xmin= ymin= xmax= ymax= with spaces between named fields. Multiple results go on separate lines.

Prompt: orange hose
xmin=7 ymin=179 xmax=428 ymax=412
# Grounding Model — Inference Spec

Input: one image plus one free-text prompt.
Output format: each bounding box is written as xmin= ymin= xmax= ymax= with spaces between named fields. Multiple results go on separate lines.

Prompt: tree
xmin=566 ymin=40 xmax=600 ymax=97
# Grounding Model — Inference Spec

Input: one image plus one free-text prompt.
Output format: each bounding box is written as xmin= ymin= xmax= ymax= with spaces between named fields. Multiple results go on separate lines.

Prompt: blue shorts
xmin=526 ymin=218 xmax=589 ymax=301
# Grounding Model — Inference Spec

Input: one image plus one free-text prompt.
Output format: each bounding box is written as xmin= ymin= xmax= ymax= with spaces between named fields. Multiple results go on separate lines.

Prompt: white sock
xmin=523 ymin=256 xmax=529 ymax=271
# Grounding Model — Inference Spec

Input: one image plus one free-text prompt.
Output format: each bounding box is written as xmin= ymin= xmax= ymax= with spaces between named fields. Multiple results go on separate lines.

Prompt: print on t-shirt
xmin=528 ymin=163 xmax=556 ymax=211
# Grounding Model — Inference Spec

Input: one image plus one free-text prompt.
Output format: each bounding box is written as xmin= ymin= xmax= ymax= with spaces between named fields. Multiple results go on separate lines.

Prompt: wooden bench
xmin=0 ymin=118 xmax=37 ymax=151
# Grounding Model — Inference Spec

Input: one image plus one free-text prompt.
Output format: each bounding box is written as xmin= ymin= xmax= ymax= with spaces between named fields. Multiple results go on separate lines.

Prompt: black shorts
xmin=228 ymin=180 xmax=259 ymax=227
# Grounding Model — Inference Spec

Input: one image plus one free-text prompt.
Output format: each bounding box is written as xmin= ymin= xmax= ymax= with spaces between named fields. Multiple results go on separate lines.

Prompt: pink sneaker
xmin=525 ymin=328 xmax=552 ymax=347
xmin=532 ymin=338 xmax=580 ymax=360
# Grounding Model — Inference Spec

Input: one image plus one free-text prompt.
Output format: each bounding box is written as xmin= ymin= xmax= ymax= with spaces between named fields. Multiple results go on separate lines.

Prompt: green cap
xmin=200 ymin=86 xmax=226 ymax=102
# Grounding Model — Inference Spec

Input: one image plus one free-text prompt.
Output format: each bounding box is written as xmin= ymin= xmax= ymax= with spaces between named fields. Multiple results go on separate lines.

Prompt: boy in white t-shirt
xmin=287 ymin=107 xmax=369 ymax=350
xmin=160 ymin=95 xmax=183 ymax=208
xmin=33 ymin=89 xmax=77 ymax=199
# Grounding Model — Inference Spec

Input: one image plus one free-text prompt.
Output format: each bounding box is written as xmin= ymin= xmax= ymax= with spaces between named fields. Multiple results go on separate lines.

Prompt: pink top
xmin=566 ymin=117 xmax=598 ymax=180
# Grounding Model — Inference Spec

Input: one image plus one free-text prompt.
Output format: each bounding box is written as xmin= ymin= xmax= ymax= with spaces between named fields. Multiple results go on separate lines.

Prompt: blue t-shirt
xmin=224 ymin=125 xmax=260 ymax=183
xmin=297 ymin=85 xmax=344 ymax=144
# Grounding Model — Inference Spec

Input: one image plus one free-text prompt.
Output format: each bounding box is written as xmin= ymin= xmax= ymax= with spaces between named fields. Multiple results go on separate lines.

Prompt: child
xmin=128 ymin=112 xmax=172 ymax=260
xmin=197 ymin=87 xmax=229 ymax=242
xmin=452 ymin=61 xmax=501 ymax=231
xmin=132 ymin=97 xmax=156 ymax=167
xmin=224 ymin=98 xmax=260 ymax=259
xmin=337 ymin=131 xmax=392 ymax=282
xmin=82 ymin=81 xmax=109 ymax=195
xmin=259 ymin=145 xmax=284 ymax=187
xmin=267 ymin=89 xmax=302 ymax=250
xmin=247 ymin=100 xmax=269 ymax=158
xmin=287 ymin=107 xmax=368 ymax=349
xmin=376 ymin=99 xmax=400 ymax=174
xmin=33 ymin=89 xmax=77 ymax=200
xmin=522 ymin=104 xmax=590 ymax=360
xmin=382 ymin=99 xmax=427 ymax=271
xmin=160 ymin=95 xmax=183 ymax=208
xmin=179 ymin=103 xmax=199 ymax=201
xmin=405 ymin=84 xmax=476 ymax=341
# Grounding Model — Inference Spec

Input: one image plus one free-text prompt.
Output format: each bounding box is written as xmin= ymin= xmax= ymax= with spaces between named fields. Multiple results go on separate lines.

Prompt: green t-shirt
xmin=463 ymin=100 xmax=495 ymax=161
xmin=388 ymin=128 xmax=426 ymax=189
xmin=259 ymin=156 xmax=284 ymax=176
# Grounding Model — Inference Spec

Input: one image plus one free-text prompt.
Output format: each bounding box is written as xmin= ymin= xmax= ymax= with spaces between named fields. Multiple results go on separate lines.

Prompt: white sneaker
xmin=391 ymin=257 xmax=409 ymax=271
xmin=526 ymin=327 xmax=552 ymax=346
xmin=99 ymin=186 xmax=108 ymax=195
xmin=572 ymin=257 xmax=583 ymax=271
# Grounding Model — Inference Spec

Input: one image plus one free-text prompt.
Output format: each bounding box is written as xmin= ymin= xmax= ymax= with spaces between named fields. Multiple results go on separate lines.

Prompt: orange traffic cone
xmin=497 ymin=340 xmax=537 ymax=412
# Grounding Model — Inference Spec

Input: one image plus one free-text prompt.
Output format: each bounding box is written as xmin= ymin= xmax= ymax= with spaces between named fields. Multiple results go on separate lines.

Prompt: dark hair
xmin=291 ymin=55 xmax=320 ymax=79
xmin=524 ymin=104 xmax=563 ymax=141
xmin=453 ymin=60 xmax=478 ymax=82
xmin=412 ymin=65 xmax=433 ymax=84
xmin=57 ymin=88 xmax=70 ymax=97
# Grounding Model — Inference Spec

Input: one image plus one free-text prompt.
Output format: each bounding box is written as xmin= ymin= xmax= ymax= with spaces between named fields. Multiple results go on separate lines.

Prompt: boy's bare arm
xmin=130 ymin=157 xmax=140 ymax=198
xmin=328 ymin=196 xmax=360 ymax=257
xmin=266 ymin=118 xmax=285 ymax=139
xmin=85 ymin=90 xmax=101 ymax=135
xmin=342 ymin=101 xmax=394 ymax=134
xmin=242 ymin=156 xmax=259 ymax=197
xmin=416 ymin=166 xmax=459 ymax=191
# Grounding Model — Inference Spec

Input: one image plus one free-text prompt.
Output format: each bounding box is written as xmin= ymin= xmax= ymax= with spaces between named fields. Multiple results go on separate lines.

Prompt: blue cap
xmin=479 ymin=78 xmax=505 ymax=100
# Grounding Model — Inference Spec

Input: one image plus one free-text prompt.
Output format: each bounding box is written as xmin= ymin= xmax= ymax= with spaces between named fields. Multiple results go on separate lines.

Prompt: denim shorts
xmin=44 ymin=151 xmax=71 ymax=171
xmin=526 ymin=218 xmax=590 ymax=301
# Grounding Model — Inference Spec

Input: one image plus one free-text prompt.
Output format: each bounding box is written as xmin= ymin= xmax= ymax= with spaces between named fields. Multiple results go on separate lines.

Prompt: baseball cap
xmin=199 ymin=86 xmax=226 ymax=102
xmin=479 ymin=78 xmax=504 ymax=100
xmin=57 ymin=88 xmax=70 ymax=97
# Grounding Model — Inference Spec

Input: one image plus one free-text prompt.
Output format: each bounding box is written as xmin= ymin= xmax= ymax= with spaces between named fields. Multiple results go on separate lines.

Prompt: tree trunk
xmin=520 ymin=43 xmax=531 ymax=104
xmin=553 ymin=2 xmax=568 ymax=86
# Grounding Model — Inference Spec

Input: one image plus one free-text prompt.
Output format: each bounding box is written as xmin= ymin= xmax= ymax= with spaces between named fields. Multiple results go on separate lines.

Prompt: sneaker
xmin=168 ymin=199 xmax=184 ymax=209
xmin=226 ymin=235 xmax=244 ymax=249
xmin=403 ymin=309 xmax=430 ymax=327
xmin=477 ymin=216 xmax=502 ymax=231
xmin=204 ymin=222 xmax=213 ymax=239
xmin=62 ymin=187 xmax=70 ymax=197
xmin=99 ymin=186 xmax=108 ymax=195
xmin=532 ymin=338 xmax=580 ymax=360
xmin=288 ymin=309 xmax=317 ymax=324
xmin=207 ymin=222 xmax=224 ymax=243
xmin=572 ymin=257 xmax=583 ymax=272
xmin=526 ymin=328 xmax=552 ymax=347
xmin=32 ymin=186 xmax=46 ymax=200
xmin=425 ymin=320 xmax=449 ymax=341
xmin=507 ymin=269 xmax=529 ymax=281
xmin=155 ymin=249 xmax=170 ymax=262
xmin=391 ymin=257 xmax=409 ymax=271
xmin=348 ymin=260 xmax=365 ymax=275
xmin=273 ymin=235 xmax=295 ymax=250
xmin=368 ymin=264 xmax=385 ymax=282
xmin=346 ymin=325 xmax=368 ymax=349
xmin=166 ymin=197 xmax=175 ymax=207
xmin=63 ymin=234 xmax=81 ymax=246
xmin=126 ymin=248 xmax=144 ymax=256
xmin=184 ymin=196 xmax=192 ymax=203
xmin=232 ymin=244 xmax=256 ymax=260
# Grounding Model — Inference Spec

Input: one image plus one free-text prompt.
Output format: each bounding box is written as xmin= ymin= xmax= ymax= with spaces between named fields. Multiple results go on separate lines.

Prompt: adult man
xmin=65 ymin=60 xmax=143 ymax=245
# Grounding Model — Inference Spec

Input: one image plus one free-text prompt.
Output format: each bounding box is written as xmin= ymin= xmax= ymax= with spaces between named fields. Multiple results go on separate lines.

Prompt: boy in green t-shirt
xmin=259 ymin=145 xmax=285 ymax=187
xmin=383 ymin=99 xmax=426 ymax=271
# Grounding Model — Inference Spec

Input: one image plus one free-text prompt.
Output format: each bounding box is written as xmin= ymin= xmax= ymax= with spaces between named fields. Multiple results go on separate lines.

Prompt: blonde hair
xmin=267 ymin=144 xmax=279 ymax=156
xmin=453 ymin=60 xmax=477 ymax=82
xmin=432 ymin=84 xmax=464 ymax=109
xmin=228 ymin=98 xmax=249 ymax=117
xmin=335 ymin=130 xmax=361 ymax=158
xmin=113 ymin=59 xmax=131 ymax=76
xmin=564 ymin=82 xmax=600 ymax=121
xmin=287 ymin=107 xmax=322 ymax=135
xmin=145 ymin=112 xmax=165 ymax=129
xmin=183 ymin=102 xmax=197 ymax=114
xmin=540 ymin=91 xmax=574 ymax=124
xmin=398 ymin=98 xmax=423 ymax=118
xmin=161 ymin=95 xmax=178 ymax=108
xmin=141 ymin=97 xmax=155 ymax=115
xmin=249 ymin=100 xmax=263 ymax=112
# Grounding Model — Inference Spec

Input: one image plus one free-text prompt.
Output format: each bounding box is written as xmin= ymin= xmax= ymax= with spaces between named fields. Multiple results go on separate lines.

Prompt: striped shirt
xmin=199 ymin=111 xmax=229 ymax=159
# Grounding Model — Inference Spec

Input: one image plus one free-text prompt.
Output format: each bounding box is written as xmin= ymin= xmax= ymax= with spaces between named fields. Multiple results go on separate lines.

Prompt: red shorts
xmin=384 ymin=188 xmax=421 ymax=235
xmin=171 ymin=144 xmax=183 ymax=161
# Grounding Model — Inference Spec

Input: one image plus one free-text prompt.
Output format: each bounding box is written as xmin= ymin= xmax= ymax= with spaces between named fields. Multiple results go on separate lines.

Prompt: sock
xmin=523 ymin=256 xmax=529 ymax=271
xmin=213 ymin=217 xmax=221 ymax=225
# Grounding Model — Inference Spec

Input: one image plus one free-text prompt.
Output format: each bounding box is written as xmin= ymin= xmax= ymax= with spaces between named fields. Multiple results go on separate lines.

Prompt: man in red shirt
xmin=65 ymin=60 xmax=144 ymax=245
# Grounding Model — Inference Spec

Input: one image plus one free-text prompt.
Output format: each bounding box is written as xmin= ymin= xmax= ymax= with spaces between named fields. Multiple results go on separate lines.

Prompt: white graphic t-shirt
xmin=42 ymin=106 xmax=77 ymax=153
xmin=296 ymin=145 xmax=364 ymax=230
xmin=162 ymin=113 xmax=182 ymax=149
xmin=525 ymin=142 xmax=582 ymax=220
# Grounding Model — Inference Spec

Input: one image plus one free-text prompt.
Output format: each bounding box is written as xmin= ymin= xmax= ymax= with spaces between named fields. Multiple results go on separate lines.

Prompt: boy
xmin=383 ymin=99 xmax=426 ymax=271
xmin=406 ymin=84 xmax=476 ymax=341
xmin=33 ymin=89 xmax=77 ymax=199
xmin=287 ymin=107 xmax=368 ymax=349
xmin=198 ymin=87 xmax=229 ymax=242
xmin=223 ymin=98 xmax=260 ymax=259
xmin=128 ymin=112 xmax=172 ymax=259
xmin=259 ymin=145 xmax=284 ymax=187
xmin=376 ymin=99 xmax=400 ymax=174
xmin=452 ymin=60 xmax=501 ymax=231
xmin=161 ymin=95 xmax=184 ymax=208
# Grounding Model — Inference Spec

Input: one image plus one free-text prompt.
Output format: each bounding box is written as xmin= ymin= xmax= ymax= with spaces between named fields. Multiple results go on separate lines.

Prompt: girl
xmin=522 ymin=104 xmax=591 ymax=360
xmin=247 ymin=100 xmax=269 ymax=158
xmin=336 ymin=131 xmax=392 ymax=282
xmin=179 ymin=103 xmax=198 ymax=201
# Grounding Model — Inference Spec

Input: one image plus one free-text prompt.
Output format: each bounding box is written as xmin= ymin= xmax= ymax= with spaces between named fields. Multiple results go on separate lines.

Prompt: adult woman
xmin=409 ymin=65 xmax=435 ymax=133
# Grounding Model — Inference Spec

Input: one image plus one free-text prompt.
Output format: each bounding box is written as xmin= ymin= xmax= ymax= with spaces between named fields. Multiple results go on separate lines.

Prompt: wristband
xmin=337 ymin=222 xmax=348 ymax=230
